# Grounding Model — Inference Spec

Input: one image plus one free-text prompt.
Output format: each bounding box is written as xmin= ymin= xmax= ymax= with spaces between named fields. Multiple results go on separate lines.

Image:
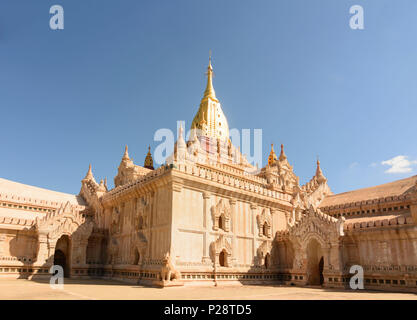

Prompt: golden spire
xmin=191 ymin=54 xmax=230 ymax=141
xmin=98 ymin=179 xmax=106 ymax=192
xmin=144 ymin=146 xmax=154 ymax=170
xmin=315 ymin=158 xmax=327 ymax=183
xmin=177 ymin=124 xmax=187 ymax=149
xmin=202 ymin=52 xmax=217 ymax=102
xmin=279 ymin=144 xmax=287 ymax=161
xmin=84 ymin=164 xmax=93 ymax=179
xmin=122 ymin=145 xmax=130 ymax=161
xmin=268 ymin=143 xmax=278 ymax=166
xmin=82 ymin=164 xmax=96 ymax=183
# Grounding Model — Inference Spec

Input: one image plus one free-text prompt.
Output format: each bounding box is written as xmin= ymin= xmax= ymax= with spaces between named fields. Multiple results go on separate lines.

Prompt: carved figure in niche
xmin=135 ymin=198 xmax=145 ymax=230
xmin=107 ymin=238 xmax=119 ymax=264
xmin=294 ymin=254 xmax=304 ymax=270
xmin=111 ymin=207 xmax=121 ymax=234
xmin=130 ymin=247 xmax=141 ymax=265
xmin=130 ymin=231 xmax=148 ymax=266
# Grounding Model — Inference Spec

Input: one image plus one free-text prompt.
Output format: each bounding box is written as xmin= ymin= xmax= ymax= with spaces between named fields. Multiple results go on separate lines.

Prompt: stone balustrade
xmin=103 ymin=161 xmax=292 ymax=203
xmin=0 ymin=192 xmax=85 ymax=212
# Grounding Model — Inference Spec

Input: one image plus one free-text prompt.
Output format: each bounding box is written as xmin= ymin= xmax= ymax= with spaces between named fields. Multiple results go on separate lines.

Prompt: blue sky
xmin=0 ymin=0 xmax=416 ymax=195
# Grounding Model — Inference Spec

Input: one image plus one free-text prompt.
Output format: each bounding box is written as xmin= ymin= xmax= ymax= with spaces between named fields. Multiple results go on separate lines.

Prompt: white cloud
xmin=349 ymin=162 xmax=359 ymax=169
xmin=369 ymin=162 xmax=378 ymax=167
xmin=381 ymin=155 xmax=417 ymax=174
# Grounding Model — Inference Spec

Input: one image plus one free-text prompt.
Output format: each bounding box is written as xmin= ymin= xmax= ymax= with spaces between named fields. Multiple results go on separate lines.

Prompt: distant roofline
xmin=330 ymin=175 xmax=416 ymax=197
xmin=320 ymin=175 xmax=417 ymax=208
xmin=0 ymin=177 xmax=85 ymax=207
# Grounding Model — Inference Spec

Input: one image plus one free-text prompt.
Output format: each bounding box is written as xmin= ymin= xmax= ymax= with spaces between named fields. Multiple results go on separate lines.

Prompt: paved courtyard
xmin=0 ymin=279 xmax=415 ymax=300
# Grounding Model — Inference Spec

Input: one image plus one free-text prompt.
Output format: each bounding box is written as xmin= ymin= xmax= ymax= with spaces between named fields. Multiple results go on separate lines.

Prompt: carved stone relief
xmin=211 ymin=199 xmax=231 ymax=232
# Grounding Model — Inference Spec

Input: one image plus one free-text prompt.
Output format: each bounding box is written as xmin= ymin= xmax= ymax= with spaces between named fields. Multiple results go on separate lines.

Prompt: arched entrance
xmin=306 ymin=238 xmax=323 ymax=286
xmin=54 ymin=249 xmax=66 ymax=272
xmin=100 ymin=238 xmax=108 ymax=264
xmin=318 ymin=256 xmax=324 ymax=285
xmin=54 ymin=235 xmax=70 ymax=277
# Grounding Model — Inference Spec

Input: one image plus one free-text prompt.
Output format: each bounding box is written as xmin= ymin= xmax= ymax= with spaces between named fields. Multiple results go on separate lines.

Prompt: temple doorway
xmin=54 ymin=235 xmax=70 ymax=277
xmin=318 ymin=256 xmax=324 ymax=285
xmin=100 ymin=238 xmax=108 ymax=264
xmin=306 ymin=239 xmax=323 ymax=286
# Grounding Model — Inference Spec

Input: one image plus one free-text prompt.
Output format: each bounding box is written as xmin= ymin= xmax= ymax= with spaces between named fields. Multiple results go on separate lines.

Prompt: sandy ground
xmin=0 ymin=278 xmax=415 ymax=300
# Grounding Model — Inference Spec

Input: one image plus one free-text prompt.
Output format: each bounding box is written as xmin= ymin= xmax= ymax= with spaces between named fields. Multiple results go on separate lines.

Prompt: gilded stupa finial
xmin=179 ymin=123 xmax=184 ymax=137
xmin=268 ymin=143 xmax=278 ymax=166
xmin=122 ymin=145 xmax=130 ymax=161
xmin=190 ymin=55 xmax=229 ymax=141
xmin=144 ymin=145 xmax=154 ymax=170
xmin=177 ymin=123 xmax=187 ymax=150
xmin=98 ymin=179 xmax=106 ymax=191
xmin=82 ymin=164 xmax=96 ymax=183
xmin=315 ymin=156 xmax=327 ymax=183
xmin=202 ymin=52 xmax=217 ymax=101
xmin=279 ymin=144 xmax=287 ymax=161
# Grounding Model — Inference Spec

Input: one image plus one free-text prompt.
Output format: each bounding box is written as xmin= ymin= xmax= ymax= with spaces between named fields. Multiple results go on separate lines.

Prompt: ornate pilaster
xmin=202 ymin=192 xmax=211 ymax=264
xmin=71 ymin=238 xmax=89 ymax=267
xmin=410 ymin=203 xmax=417 ymax=224
xmin=34 ymin=233 xmax=51 ymax=267
xmin=250 ymin=204 xmax=257 ymax=260
xmin=229 ymin=198 xmax=237 ymax=266
xmin=0 ymin=235 xmax=6 ymax=256
xmin=270 ymin=209 xmax=278 ymax=238
xmin=328 ymin=242 xmax=343 ymax=273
